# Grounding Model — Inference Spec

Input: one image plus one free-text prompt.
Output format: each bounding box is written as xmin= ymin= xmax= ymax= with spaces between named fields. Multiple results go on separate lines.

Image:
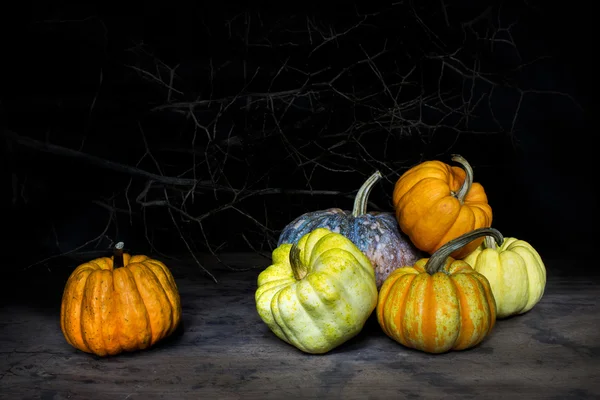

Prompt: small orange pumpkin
xmin=392 ymin=154 xmax=492 ymax=259
xmin=376 ymin=228 xmax=500 ymax=354
xmin=60 ymin=243 xmax=182 ymax=357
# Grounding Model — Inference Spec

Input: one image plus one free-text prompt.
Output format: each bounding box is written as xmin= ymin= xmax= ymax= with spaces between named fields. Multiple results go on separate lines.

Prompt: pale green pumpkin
xmin=463 ymin=235 xmax=547 ymax=319
xmin=255 ymin=228 xmax=378 ymax=354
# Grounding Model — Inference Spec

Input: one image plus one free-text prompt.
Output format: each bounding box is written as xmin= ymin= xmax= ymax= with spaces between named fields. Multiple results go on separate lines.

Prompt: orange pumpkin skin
xmin=376 ymin=257 xmax=496 ymax=354
xmin=60 ymin=252 xmax=182 ymax=357
xmin=392 ymin=155 xmax=492 ymax=259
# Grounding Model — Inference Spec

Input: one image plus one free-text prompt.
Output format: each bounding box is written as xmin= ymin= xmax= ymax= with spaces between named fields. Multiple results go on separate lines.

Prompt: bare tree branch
xmin=7 ymin=2 xmax=580 ymax=278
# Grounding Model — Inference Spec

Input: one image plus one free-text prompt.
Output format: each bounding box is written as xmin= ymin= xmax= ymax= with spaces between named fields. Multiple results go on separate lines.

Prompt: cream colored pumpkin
xmin=255 ymin=228 xmax=378 ymax=354
xmin=463 ymin=235 xmax=546 ymax=318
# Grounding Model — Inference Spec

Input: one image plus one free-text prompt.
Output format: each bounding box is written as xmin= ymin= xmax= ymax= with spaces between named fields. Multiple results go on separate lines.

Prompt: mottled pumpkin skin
xmin=60 ymin=253 xmax=182 ymax=357
xmin=278 ymin=209 xmax=423 ymax=288
xmin=257 ymin=228 xmax=378 ymax=354
xmin=376 ymin=257 xmax=497 ymax=354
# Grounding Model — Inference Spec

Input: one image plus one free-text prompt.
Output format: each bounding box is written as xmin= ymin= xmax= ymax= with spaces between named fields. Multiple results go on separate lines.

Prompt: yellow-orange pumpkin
xmin=376 ymin=228 xmax=500 ymax=354
xmin=392 ymin=154 xmax=492 ymax=259
xmin=60 ymin=243 xmax=182 ymax=357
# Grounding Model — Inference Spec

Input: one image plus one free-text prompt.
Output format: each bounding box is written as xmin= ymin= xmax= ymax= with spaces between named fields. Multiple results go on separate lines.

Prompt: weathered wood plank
xmin=1 ymin=256 xmax=599 ymax=399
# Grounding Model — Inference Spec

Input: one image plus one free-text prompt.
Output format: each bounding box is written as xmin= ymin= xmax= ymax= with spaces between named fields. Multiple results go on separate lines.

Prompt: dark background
xmin=2 ymin=1 xmax=594 ymax=281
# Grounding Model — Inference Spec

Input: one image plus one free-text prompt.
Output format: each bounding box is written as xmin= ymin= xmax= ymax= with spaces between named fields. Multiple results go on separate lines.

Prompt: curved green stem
xmin=352 ymin=170 xmax=383 ymax=217
xmin=451 ymin=154 xmax=474 ymax=204
xmin=289 ymin=244 xmax=308 ymax=280
xmin=424 ymin=228 xmax=504 ymax=275
xmin=113 ymin=242 xmax=124 ymax=269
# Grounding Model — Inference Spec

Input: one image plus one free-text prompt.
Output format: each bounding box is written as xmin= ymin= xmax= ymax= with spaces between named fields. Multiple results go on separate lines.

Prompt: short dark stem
xmin=289 ymin=243 xmax=308 ymax=280
xmin=113 ymin=242 xmax=124 ymax=269
xmin=451 ymin=154 xmax=474 ymax=204
xmin=424 ymin=228 xmax=504 ymax=274
xmin=484 ymin=235 xmax=498 ymax=250
xmin=352 ymin=170 xmax=382 ymax=217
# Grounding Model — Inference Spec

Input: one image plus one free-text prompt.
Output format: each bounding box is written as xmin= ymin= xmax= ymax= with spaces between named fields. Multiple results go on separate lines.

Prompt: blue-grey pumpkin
xmin=278 ymin=171 xmax=424 ymax=288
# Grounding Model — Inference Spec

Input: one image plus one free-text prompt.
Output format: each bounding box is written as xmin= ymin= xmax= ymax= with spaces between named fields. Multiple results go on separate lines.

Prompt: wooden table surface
xmin=1 ymin=253 xmax=599 ymax=399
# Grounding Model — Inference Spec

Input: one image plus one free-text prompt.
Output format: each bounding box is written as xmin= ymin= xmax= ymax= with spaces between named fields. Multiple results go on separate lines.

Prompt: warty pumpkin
xmin=376 ymin=227 xmax=501 ymax=354
xmin=278 ymin=170 xmax=423 ymax=288
xmin=60 ymin=242 xmax=182 ymax=357
xmin=256 ymin=228 xmax=378 ymax=354
xmin=392 ymin=154 xmax=493 ymax=259
xmin=463 ymin=234 xmax=547 ymax=318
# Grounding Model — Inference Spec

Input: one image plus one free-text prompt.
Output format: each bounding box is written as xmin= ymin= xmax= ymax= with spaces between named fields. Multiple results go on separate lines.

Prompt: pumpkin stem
xmin=289 ymin=243 xmax=308 ymax=280
xmin=113 ymin=242 xmax=125 ymax=269
xmin=352 ymin=170 xmax=382 ymax=217
xmin=484 ymin=235 xmax=498 ymax=250
xmin=424 ymin=228 xmax=503 ymax=275
xmin=451 ymin=154 xmax=474 ymax=204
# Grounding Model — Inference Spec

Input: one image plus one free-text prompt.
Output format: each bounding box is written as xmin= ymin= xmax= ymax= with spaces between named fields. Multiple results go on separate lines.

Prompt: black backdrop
xmin=2 ymin=1 xmax=594 ymax=274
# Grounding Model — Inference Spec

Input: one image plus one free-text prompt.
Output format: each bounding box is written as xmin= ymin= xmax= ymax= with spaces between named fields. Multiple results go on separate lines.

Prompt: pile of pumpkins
xmin=59 ymin=154 xmax=546 ymax=357
xmin=255 ymin=154 xmax=546 ymax=354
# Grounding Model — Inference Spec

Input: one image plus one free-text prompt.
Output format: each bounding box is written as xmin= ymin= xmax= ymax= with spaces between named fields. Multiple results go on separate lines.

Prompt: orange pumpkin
xmin=60 ymin=243 xmax=182 ymax=357
xmin=376 ymin=228 xmax=500 ymax=354
xmin=392 ymin=154 xmax=492 ymax=259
